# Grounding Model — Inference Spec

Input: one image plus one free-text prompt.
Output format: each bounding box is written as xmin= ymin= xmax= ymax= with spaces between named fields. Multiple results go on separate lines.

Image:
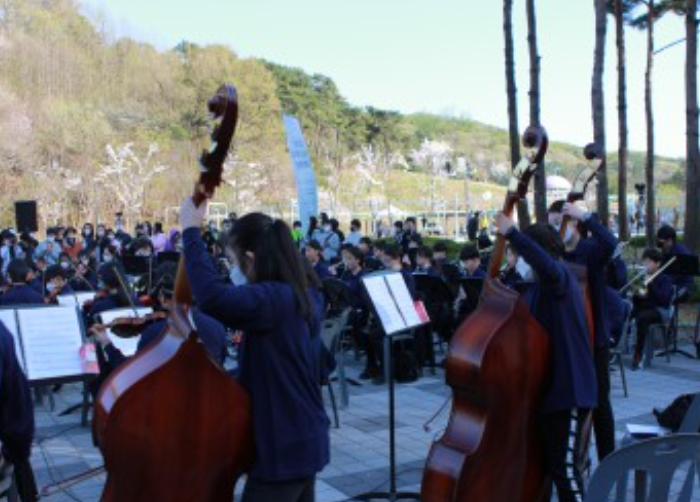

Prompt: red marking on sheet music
xmin=414 ymin=301 xmax=430 ymax=324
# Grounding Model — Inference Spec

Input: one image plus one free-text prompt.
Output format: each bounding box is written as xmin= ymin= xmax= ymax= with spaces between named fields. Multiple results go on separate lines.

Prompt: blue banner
xmin=283 ymin=115 xmax=318 ymax=233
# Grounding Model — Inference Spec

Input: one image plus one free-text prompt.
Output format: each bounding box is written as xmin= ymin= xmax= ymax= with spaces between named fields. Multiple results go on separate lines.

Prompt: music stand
xmin=354 ymin=271 xmax=428 ymax=502
xmin=156 ymin=251 xmax=181 ymax=265
xmin=458 ymin=278 xmax=484 ymax=320
xmin=658 ymin=254 xmax=700 ymax=359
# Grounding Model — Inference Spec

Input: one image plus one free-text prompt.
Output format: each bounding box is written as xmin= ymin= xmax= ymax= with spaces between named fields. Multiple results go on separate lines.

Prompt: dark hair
xmin=8 ymin=259 xmax=30 ymax=284
xmin=307 ymin=216 xmax=318 ymax=237
xmin=132 ymin=236 xmax=153 ymax=252
xmin=477 ymin=233 xmax=493 ymax=250
xmin=153 ymin=262 xmax=177 ymax=300
xmin=351 ymin=219 xmax=361 ymax=229
xmin=643 ymin=247 xmax=663 ymax=263
xmin=154 ymin=222 xmax=164 ymax=234
xmin=302 ymin=259 xmax=323 ymax=291
xmin=59 ymin=252 xmax=71 ymax=262
xmin=307 ymin=240 xmax=323 ymax=252
xmin=383 ymin=243 xmax=401 ymax=261
xmin=330 ymin=218 xmax=339 ymax=231
xmin=359 ymin=236 xmax=373 ymax=247
xmin=460 ymin=245 xmax=479 ymax=261
xmin=417 ymin=246 xmax=434 ymax=260
xmin=343 ymin=245 xmax=364 ymax=265
xmin=548 ymin=200 xmax=566 ymax=214
xmin=394 ymin=221 xmax=404 ymax=230
xmin=523 ymin=223 xmax=565 ymax=260
xmin=657 ymin=225 xmax=677 ymax=243
xmin=225 ymin=213 xmax=313 ymax=323
xmin=47 ymin=227 xmax=57 ymax=236
xmin=45 ymin=264 xmax=67 ymax=282
xmin=293 ymin=221 xmax=302 ymax=228
xmin=98 ymin=262 xmax=132 ymax=307
xmin=433 ymin=242 xmax=448 ymax=253
xmin=320 ymin=213 xmax=329 ymax=224
xmin=406 ymin=217 xmax=417 ymax=225
xmin=66 ymin=227 xmax=77 ymax=235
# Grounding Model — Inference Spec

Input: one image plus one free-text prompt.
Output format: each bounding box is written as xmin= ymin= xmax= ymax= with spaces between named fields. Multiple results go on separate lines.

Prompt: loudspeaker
xmin=15 ymin=201 xmax=38 ymax=233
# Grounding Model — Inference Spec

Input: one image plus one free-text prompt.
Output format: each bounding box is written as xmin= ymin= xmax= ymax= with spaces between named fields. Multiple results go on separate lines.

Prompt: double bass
xmin=421 ymin=126 xmax=552 ymax=502
xmin=560 ymin=143 xmax=604 ymax=347
xmin=93 ymin=85 xmax=253 ymax=502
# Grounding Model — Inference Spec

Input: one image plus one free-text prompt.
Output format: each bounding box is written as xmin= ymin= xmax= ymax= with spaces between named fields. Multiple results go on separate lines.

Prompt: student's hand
xmin=562 ymin=202 xmax=589 ymax=221
xmin=180 ymin=197 xmax=208 ymax=230
xmin=494 ymin=212 xmax=514 ymax=236
xmin=90 ymin=325 xmax=112 ymax=347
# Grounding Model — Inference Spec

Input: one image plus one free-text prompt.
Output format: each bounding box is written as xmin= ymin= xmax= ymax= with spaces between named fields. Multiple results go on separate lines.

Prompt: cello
xmin=421 ymin=126 xmax=552 ymax=502
xmin=93 ymin=85 xmax=253 ymax=502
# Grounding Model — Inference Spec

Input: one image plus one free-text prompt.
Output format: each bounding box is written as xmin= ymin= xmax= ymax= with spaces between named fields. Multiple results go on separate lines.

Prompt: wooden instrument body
xmin=422 ymin=126 xmax=552 ymax=502
xmin=421 ymin=279 xmax=551 ymax=502
xmin=94 ymin=306 xmax=253 ymax=502
xmin=93 ymin=85 xmax=253 ymax=502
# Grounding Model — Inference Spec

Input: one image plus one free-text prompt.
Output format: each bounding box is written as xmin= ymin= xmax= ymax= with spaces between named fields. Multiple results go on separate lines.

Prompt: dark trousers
xmin=242 ymin=476 xmax=315 ymax=502
xmin=633 ymin=308 xmax=662 ymax=359
xmin=540 ymin=409 xmax=591 ymax=502
xmin=593 ymin=346 xmax=616 ymax=460
xmin=14 ymin=458 xmax=38 ymax=502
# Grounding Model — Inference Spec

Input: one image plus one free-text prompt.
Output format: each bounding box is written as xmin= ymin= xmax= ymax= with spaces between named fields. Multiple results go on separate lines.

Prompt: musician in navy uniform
xmin=0 ymin=260 xmax=43 ymax=306
xmin=631 ymin=249 xmax=674 ymax=370
xmin=93 ymin=262 xmax=227 ymax=371
xmin=496 ymin=214 xmax=597 ymax=502
xmin=180 ymin=200 xmax=329 ymax=502
xmin=415 ymin=246 xmax=441 ymax=277
xmin=0 ymin=320 xmax=36 ymax=501
xmin=656 ymin=225 xmax=694 ymax=297
xmin=560 ymin=203 xmax=618 ymax=461
xmin=304 ymin=240 xmax=332 ymax=281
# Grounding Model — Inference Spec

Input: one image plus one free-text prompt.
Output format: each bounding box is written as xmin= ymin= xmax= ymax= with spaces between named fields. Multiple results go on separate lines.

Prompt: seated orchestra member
xmin=547 ymin=200 xmax=565 ymax=230
xmin=500 ymin=245 xmax=523 ymax=290
xmin=44 ymin=264 xmax=75 ymax=303
xmin=0 ymin=320 xmax=37 ymax=502
xmin=345 ymin=219 xmax=363 ymax=247
xmin=560 ymin=203 xmax=617 ymax=461
xmin=495 ymin=214 xmax=597 ymax=502
xmin=362 ymin=244 xmax=417 ymax=385
xmin=339 ymin=246 xmax=366 ymax=303
xmin=0 ymin=259 xmax=44 ymax=306
xmin=432 ymin=242 xmax=449 ymax=272
xmin=459 ymin=245 xmax=485 ymax=279
xmin=92 ymin=262 xmax=228 ymax=371
xmin=33 ymin=227 xmax=61 ymax=266
xmin=358 ymin=237 xmax=374 ymax=260
xmin=70 ymin=252 xmax=98 ymax=292
xmin=656 ymin=225 xmax=694 ymax=298
xmin=305 ymin=240 xmax=332 ymax=280
xmin=631 ymin=248 xmax=674 ymax=370
xmin=415 ymin=246 xmax=441 ymax=277
xmin=86 ymin=263 xmax=143 ymax=324
xmin=180 ymin=201 xmax=329 ymax=502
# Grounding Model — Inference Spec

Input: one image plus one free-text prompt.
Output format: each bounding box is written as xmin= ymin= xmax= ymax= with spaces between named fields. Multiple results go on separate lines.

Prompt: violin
xmin=93 ymin=86 xmax=253 ymax=502
xmin=91 ymin=311 xmax=168 ymax=338
xmin=422 ymin=126 xmax=552 ymax=502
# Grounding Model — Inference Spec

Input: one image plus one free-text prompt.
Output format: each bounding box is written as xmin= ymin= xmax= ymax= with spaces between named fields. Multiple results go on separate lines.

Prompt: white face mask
xmin=47 ymin=236 xmax=55 ymax=243
xmin=324 ymin=224 xmax=331 ymax=232
xmin=46 ymin=283 xmax=56 ymax=293
xmin=103 ymin=254 xmax=113 ymax=263
xmin=229 ymin=266 xmax=248 ymax=286
xmin=60 ymin=262 xmax=70 ymax=270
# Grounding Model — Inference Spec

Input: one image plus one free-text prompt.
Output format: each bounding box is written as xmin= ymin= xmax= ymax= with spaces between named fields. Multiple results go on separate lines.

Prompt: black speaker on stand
xmin=15 ymin=201 xmax=38 ymax=233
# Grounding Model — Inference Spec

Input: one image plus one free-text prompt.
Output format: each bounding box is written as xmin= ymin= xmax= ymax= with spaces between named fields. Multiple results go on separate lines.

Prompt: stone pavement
xmin=30 ymin=332 xmax=700 ymax=501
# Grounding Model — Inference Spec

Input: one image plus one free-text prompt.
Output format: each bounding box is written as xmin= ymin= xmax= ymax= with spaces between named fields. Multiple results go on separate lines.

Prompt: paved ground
xmin=29 ymin=319 xmax=700 ymax=502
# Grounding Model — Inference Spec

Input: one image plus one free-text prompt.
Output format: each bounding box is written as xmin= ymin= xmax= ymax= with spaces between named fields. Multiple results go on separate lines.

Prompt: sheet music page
xmin=18 ymin=307 xmax=85 ymax=381
xmin=0 ymin=310 xmax=24 ymax=373
xmin=98 ymin=308 xmax=152 ymax=357
xmin=57 ymin=293 xmax=94 ymax=310
xmin=362 ymin=275 xmax=405 ymax=335
xmin=385 ymin=274 xmax=422 ymax=328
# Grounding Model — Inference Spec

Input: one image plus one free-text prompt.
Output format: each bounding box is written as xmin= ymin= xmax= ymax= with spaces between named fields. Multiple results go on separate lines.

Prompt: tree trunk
xmin=526 ymin=0 xmax=547 ymax=223
xmin=616 ymin=0 xmax=629 ymax=240
xmin=645 ymin=1 xmax=656 ymax=245
xmin=505 ymin=0 xmax=531 ymax=226
xmin=685 ymin=0 xmax=700 ymax=252
xmin=592 ymin=0 xmax=609 ymax=223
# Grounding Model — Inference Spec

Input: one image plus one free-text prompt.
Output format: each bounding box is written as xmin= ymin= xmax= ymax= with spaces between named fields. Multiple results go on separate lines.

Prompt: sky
xmin=79 ymin=0 xmax=692 ymax=161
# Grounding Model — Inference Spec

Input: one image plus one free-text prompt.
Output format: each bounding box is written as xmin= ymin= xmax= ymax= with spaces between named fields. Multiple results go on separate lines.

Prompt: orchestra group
xmin=0 ymin=194 xmax=696 ymax=502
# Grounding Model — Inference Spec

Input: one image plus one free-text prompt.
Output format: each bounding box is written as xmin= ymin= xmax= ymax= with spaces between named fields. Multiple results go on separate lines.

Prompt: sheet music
xmin=362 ymin=275 xmax=405 ymax=335
xmin=385 ymin=274 xmax=422 ymax=328
xmin=57 ymin=292 xmax=94 ymax=310
xmin=0 ymin=310 xmax=24 ymax=373
xmin=98 ymin=308 xmax=152 ymax=357
xmin=18 ymin=307 xmax=85 ymax=381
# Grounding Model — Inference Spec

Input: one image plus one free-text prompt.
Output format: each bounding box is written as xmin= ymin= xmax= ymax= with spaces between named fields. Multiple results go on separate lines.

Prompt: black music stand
xmin=354 ymin=272 xmax=428 ymax=502
xmin=657 ymin=254 xmax=700 ymax=359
